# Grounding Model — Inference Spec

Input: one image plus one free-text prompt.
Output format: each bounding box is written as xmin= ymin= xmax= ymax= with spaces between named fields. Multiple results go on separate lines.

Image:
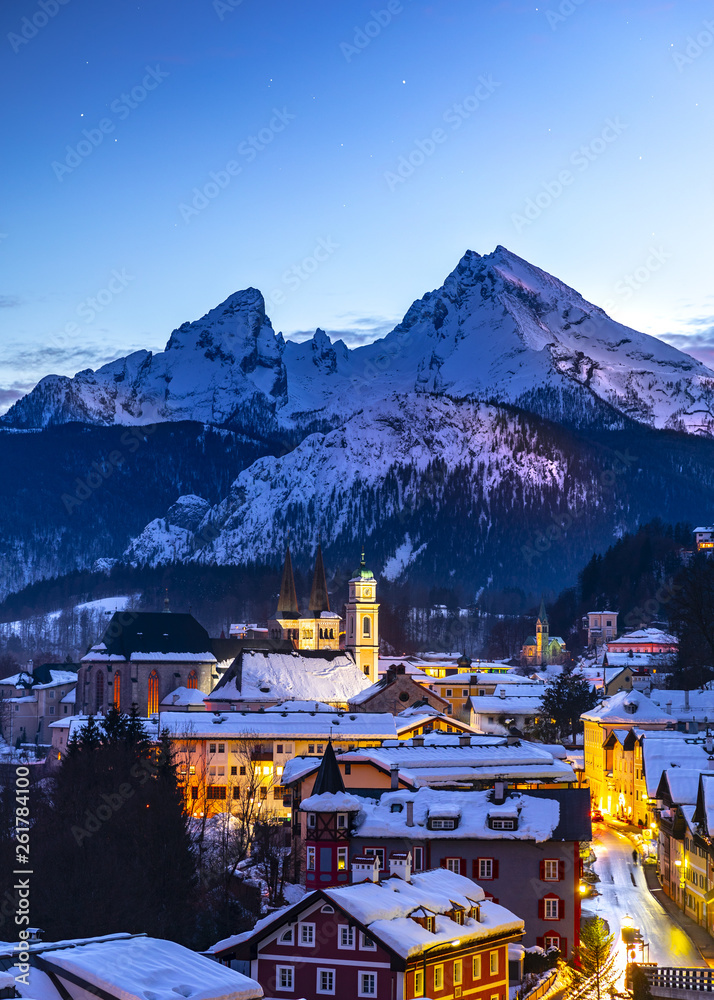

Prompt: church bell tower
xmin=345 ymin=550 xmax=379 ymax=683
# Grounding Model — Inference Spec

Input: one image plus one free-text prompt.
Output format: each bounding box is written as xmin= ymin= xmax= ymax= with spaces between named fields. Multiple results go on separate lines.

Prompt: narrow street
xmin=589 ymin=825 xmax=707 ymax=968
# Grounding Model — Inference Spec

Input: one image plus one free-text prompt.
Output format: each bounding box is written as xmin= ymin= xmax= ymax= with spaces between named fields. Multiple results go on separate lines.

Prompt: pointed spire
xmin=538 ymin=597 xmax=548 ymax=624
xmin=309 ymin=544 xmax=330 ymax=613
xmin=277 ymin=545 xmax=299 ymax=617
xmin=312 ymin=741 xmax=345 ymax=796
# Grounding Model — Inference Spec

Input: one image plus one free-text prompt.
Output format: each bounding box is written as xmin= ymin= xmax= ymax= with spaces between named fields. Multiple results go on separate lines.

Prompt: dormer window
xmin=426 ymin=916 xmax=435 ymax=933
xmin=490 ymin=818 xmax=517 ymax=831
xmin=429 ymin=817 xmax=457 ymax=830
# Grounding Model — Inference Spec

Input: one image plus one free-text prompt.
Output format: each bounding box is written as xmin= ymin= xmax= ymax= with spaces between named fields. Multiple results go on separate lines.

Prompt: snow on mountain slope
xmin=5 ymin=247 xmax=714 ymax=434
xmin=123 ymin=394 xmax=571 ymax=571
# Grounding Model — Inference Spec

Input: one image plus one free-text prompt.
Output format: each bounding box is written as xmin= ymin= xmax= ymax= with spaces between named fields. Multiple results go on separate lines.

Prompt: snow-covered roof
xmin=143 ymin=710 xmax=397 ymax=741
xmin=161 ymin=686 xmax=208 ymax=708
xmin=300 ymin=791 xmax=364 ymax=812
xmin=208 ymin=649 xmax=371 ymax=705
xmin=580 ymin=689 xmax=672 ymax=725
xmin=219 ymin=869 xmax=523 ymax=963
xmin=395 ymin=712 xmax=479 ymax=735
xmin=83 ymin=648 xmax=216 ymax=663
xmin=35 ymin=935 xmax=261 ymax=1000
xmin=354 ymin=788 xmax=559 ymax=842
xmin=324 ymin=868 xmax=523 ymax=959
xmin=642 ymin=738 xmax=714 ymax=796
xmin=659 ymin=768 xmax=708 ymax=806
xmin=607 ymin=628 xmax=677 ymax=645
xmin=695 ymin=775 xmax=714 ymax=837
xmin=270 ymin=700 xmax=335 ymax=712
xmin=468 ymin=696 xmax=544 ymax=714
xmin=649 ymin=689 xmax=714 ymax=722
xmin=0 ymin=669 xmax=76 ymax=689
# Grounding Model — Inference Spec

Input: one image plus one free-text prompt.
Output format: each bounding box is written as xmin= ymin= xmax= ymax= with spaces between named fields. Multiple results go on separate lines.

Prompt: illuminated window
xmin=433 ymin=965 xmax=443 ymax=991
xmin=472 ymin=955 xmax=482 ymax=979
xmin=187 ymin=670 xmax=198 ymax=690
xmin=490 ymin=951 xmax=498 ymax=975
xmin=95 ymin=671 xmax=104 ymax=713
xmin=112 ymin=670 xmax=121 ymax=710
xmin=307 ymin=846 xmax=316 ymax=870
xmin=338 ymin=847 xmax=348 ymax=870
xmin=147 ymin=670 xmax=159 ymax=716
xmin=413 ymin=971 xmax=424 ymax=996
xmin=454 ymin=960 xmax=462 ymax=985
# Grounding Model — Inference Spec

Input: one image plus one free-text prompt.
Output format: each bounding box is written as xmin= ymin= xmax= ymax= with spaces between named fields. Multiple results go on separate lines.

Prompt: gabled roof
xmin=212 ymin=869 xmax=523 ymax=964
xmin=580 ymin=689 xmax=672 ymax=725
xmin=693 ymin=774 xmax=714 ymax=838
xmin=656 ymin=767 xmax=712 ymax=808
xmin=83 ymin=612 xmax=215 ymax=661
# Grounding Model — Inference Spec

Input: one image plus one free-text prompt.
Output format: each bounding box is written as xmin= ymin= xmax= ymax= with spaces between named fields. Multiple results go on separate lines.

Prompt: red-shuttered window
xmin=541 ymin=859 xmax=565 ymax=881
xmin=539 ymin=934 xmax=567 ymax=955
xmin=474 ymin=858 xmax=499 ymax=880
xmin=539 ymin=894 xmax=564 ymax=920
xmin=443 ymin=857 xmax=464 ymax=874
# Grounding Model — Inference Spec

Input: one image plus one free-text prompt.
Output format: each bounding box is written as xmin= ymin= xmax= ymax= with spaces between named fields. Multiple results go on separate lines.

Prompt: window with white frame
xmin=358 ymin=971 xmax=377 ymax=997
xmin=364 ymin=847 xmax=385 ymax=869
xmin=544 ymin=934 xmax=560 ymax=950
xmin=445 ymin=857 xmax=461 ymax=873
xmin=413 ymin=846 xmax=425 ymax=871
xmin=543 ymin=859 xmax=559 ymax=881
xmin=299 ymin=921 xmax=315 ymax=945
xmin=478 ymin=858 xmax=493 ymax=879
xmin=308 ymin=813 xmax=316 ymax=828
xmin=278 ymin=928 xmax=293 ymax=944
xmin=337 ymin=813 xmax=347 ymax=828
xmin=316 ymin=968 xmax=335 ymax=995
xmin=338 ymin=925 xmax=355 ymax=949
xmin=337 ymin=846 xmax=348 ymax=871
xmin=544 ymin=898 xmax=559 ymax=920
xmin=490 ymin=950 xmax=498 ymax=975
xmin=275 ymin=966 xmax=294 ymax=991
xmin=359 ymin=932 xmax=376 ymax=950
xmin=307 ymin=846 xmax=316 ymax=871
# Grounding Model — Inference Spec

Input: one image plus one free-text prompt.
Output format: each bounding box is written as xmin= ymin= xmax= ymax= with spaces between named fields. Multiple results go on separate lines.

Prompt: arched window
xmin=95 ymin=671 xmax=104 ymax=713
xmin=187 ymin=670 xmax=198 ymax=690
xmin=113 ymin=671 xmax=121 ymax=710
xmin=147 ymin=670 xmax=159 ymax=716
xmin=363 ymin=617 xmax=371 ymax=638
xmin=329 ymin=629 xmax=334 ymax=639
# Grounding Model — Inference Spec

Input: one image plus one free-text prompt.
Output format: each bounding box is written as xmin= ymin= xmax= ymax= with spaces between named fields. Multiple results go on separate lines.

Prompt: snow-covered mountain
xmin=5 ymin=247 xmax=714 ymax=434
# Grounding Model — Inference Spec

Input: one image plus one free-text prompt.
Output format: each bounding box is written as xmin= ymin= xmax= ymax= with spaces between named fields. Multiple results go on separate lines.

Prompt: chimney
xmin=707 ymin=732 xmax=713 ymax=755
xmin=412 ymin=735 xmax=424 ymax=748
xmin=684 ymin=690 xmax=690 ymax=711
xmin=406 ymin=800 xmax=414 ymax=827
xmin=351 ymin=856 xmax=379 ymax=884
xmin=666 ymin=701 xmax=672 ymax=715
xmin=390 ymin=764 xmax=399 ymax=790
xmin=459 ymin=734 xmax=471 ymax=746
xmin=499 ymin=687 xmax=506 ymax=699
xmin=493 ymin=780 xmax=506 ymax=805
xmin=389 ymin=851 xmax=412 ymax=882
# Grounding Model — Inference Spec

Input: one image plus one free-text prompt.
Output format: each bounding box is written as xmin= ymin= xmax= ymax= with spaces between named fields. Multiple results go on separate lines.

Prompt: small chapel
xmin=520 ymin=598 xmax=567 ymax=666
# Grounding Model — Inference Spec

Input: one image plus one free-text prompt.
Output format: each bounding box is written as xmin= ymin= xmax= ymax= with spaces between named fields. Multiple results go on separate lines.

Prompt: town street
xmin=589 ymin=825 xmax=707 ymax=968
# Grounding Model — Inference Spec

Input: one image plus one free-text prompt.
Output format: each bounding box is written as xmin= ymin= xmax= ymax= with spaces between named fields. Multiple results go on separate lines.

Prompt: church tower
xmin=301 ymin=544 xmax=341 ymax=651
xmin=345 ymin=550 xmax=379 ymax=683
xmin=269 ymin=546 xmax=300 ymax=647
xmin=536 ymin=597 xmax=549 ymax=666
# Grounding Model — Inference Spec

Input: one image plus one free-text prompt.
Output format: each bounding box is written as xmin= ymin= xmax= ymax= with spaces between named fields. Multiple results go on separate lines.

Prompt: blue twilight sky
xmin=2 ymin=0 xmax=714 ymax=410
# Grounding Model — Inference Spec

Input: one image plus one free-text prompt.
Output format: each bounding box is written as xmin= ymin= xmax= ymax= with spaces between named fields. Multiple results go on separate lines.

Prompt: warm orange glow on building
xmin=147 ymin=670 xmax=159 ymax=716
xmin=113 ymin=670 xmax=121 ymax=710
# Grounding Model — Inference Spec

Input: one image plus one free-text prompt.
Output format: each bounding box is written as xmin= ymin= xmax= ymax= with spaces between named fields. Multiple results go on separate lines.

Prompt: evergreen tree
xmin=567 ymin=916 xmax=619 ymax=1000
xmin=630 ymin=965 xmax=653 ymax=1000
xmin=33 ymin=710 xmax=197 ymax=944
xmin=538 ymin=663 xmax=598 ymax=741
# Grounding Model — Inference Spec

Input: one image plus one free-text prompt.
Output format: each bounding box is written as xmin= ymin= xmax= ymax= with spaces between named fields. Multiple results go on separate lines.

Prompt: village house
xmin=694 ymin=526 xmax=714 ymax=551
xmin=581 ymin=689 xmax=674 ymax=816
xmin=212 ymin=864 xmax=524 ymax=1000
xmin=288 ymin=743 xmax=587 ymax=959
xmin=0 ymin=662 xmax=78 ymax=746
xmin=583 ymin=611 xmax=619 ymax=649
xmin=349 ymin=663 xmax=451 ymax=716
xmin=606 ymin=628 xmax=678 ymax=655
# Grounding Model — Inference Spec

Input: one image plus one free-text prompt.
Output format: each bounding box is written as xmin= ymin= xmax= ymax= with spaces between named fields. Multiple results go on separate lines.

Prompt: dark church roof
xmin=95 ymin=612 xmax=214 ymax=659
xmin=276 ymin=546 xmax=299 ymax=617
xmin=311 ymin=741 xmax=346 ymax=796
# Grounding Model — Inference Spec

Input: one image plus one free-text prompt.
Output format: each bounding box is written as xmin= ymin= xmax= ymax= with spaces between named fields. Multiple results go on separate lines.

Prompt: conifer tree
xmin=567 ymin=916 xmax=619 ymax=1000
xmin=538 ymin=662 xmax=598 ymax=741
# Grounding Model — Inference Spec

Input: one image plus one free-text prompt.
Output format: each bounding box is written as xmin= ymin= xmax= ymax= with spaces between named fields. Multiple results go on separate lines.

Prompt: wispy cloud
xmin=0 ymin=342 xmax=144 ymax=377
xmin=0 ymin=295 xmax=22 ymax=308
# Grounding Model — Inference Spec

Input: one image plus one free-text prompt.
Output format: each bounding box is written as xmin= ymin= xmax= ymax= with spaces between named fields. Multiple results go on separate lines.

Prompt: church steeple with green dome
xmin=346 ymin=547 xmax=379 ymax=683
